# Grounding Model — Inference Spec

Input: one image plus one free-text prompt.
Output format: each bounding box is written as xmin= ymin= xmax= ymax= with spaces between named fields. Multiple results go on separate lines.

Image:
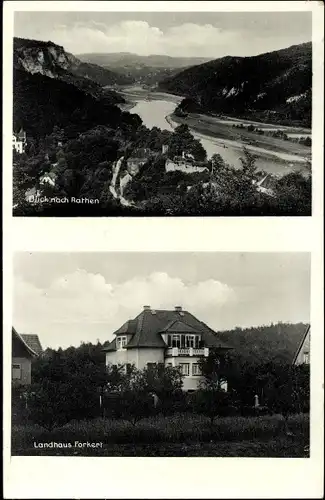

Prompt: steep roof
xmin=21 ymin=334 xmax=43 ymax=355
xmin=12 ymin=327 xmax=39 ymax=357
xmin=257 ymin=174 xmax=277 ymax=191
xmin=160 ymin=320 xmax=199 ymax=334
xmin=102 ymin=309 xmax=231 ymax=351
xmin=15 ymin=129 xmax=26 ymax=140
xmin=292 ymin=324 xmax=310 ymax=365
xmin=40 ymin=171 xmax=57 ymax=181
xmin=103 ymin=338 xmax=117 ymax=352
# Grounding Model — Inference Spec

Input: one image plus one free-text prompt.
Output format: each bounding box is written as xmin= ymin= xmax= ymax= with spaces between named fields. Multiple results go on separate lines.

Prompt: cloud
xmin=35 ymin=20 xmax=244 ymax=57
xmin=13 ymin=270 xmax=235 ymax=348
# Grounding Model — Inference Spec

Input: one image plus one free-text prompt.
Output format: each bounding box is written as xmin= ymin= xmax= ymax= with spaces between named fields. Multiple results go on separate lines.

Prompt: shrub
xmin=190 ymin=390 xmax=239 ymax=424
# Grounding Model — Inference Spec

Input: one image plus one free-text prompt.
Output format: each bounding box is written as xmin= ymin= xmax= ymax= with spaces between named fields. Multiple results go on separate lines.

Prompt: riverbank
xmin=119 ymin=90 xmax=311 ymax=176
xmin=169 ymin=112 xmax=311 ymax=162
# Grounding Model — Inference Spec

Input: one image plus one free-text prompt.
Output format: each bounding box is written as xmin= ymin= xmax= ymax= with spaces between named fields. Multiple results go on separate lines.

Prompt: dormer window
xmin=167 ymin=334 xmax=201 ymax=348
xmin=303 ymin=352 xmax=309 ymax=364
xmin=116 ymin=336 xmax=127 ymax=350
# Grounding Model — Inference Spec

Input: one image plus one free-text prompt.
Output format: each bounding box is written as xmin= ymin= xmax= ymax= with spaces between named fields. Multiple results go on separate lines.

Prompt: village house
xmin=40 ymin=171 xmax=57 ymax=187
xmin=12 ymin=327 xmax=43 ymax=386
xmin=165 ymin=151 xmax=209 ymax=175
xmin=254 ymin=173 xmax=278 ymax=197
xmin=102 ymin=306 xmax=231 ymax=391
xmin=293 ymin=324 xmax=310 ymax=365
xmin=12 ymin=129 xmax=27 ymax=154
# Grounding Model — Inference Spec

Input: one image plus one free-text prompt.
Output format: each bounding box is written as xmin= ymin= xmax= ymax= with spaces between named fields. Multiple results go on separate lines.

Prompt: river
xmin=129 ymin=99 xmax=310 ymax=176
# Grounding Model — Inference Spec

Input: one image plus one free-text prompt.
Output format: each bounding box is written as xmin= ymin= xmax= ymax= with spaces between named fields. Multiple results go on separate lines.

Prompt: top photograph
xmin=12 ymin=10 xmax=312 ymax=217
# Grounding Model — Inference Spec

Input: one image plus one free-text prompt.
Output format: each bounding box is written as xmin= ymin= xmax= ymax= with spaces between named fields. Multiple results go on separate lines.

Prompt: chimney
xmin=143 ymin=305 xmax=151 ymax=311
xmin=175 ymin=306 xmax=182 ymax=312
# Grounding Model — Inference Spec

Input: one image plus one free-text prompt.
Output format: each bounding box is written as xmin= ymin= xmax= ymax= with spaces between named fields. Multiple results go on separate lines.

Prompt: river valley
xmin=125 ymin=90 xmax=311 ymax=177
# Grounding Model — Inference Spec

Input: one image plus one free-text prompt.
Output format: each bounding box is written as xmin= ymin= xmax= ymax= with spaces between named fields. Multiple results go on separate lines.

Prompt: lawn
xmin=11 ymin=413 xmax=309 ymax=457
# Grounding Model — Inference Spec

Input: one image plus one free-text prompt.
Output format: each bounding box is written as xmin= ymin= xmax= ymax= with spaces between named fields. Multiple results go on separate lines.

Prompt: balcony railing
xmin=166 ymin=347 xmax=209 ymax=357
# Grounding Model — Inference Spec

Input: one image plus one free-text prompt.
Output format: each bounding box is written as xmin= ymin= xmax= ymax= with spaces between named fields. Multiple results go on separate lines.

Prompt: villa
xmin=102 ymin=305 xmax=231 ymax=391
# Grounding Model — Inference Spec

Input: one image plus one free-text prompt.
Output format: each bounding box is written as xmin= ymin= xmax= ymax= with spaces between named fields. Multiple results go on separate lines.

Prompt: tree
xmin=198 ymin=348 xmax=234 ymax=391
xmin=193 ymin=349 xmax=239 ymax=423
xmin=25 ymin=342 xmax=111 ymax=428
xmin=137 ymin=364 xmax=184 ymax=414
xmin=103 ymin=363 xmax=185 ymax=421
xmin=239 ymin=147 xmax=258 ymax=181
xmin=191 ymin=388 xmax=236 ymax=424
xmin=167 ymin=124 xmax=207 ymax=161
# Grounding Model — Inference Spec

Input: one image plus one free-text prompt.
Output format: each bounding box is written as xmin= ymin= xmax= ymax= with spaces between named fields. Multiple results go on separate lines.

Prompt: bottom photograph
xmin=11 ymin=252 xmax=310 ymax=457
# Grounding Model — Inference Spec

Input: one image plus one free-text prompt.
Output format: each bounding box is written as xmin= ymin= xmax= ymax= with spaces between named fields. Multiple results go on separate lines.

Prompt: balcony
xmin=166 ymin=347 xmax=209 ymax=357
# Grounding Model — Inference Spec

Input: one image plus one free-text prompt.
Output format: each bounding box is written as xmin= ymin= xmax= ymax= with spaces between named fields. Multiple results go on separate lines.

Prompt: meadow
xmin=11 ymin=412 xmax=309 ymax=457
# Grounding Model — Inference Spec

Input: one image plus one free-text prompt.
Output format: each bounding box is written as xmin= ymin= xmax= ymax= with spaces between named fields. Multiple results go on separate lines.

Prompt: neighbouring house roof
xmin=12 ymin=327 xmax=39 ymax=357
xmin=292 ymin=324 xmax=310 ymax=365
xmin=21 ymin=334 xmax=43 ymax=355
xmin=257 ymin=174 xmax=277 ymax=191
xmin=102 ymin=308 xmax=232 ymax=352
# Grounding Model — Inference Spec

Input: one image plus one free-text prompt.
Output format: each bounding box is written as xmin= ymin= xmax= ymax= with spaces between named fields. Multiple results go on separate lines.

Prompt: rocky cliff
xmin=12 ymin=38 xmax=145 ymax=138
xmin=14 ymin=37 xmax=128 ymax=96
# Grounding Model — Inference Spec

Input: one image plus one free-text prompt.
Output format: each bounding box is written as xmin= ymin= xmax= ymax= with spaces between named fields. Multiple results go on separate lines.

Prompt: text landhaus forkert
xmin=34 ymin=441 xmax=103 ymax=449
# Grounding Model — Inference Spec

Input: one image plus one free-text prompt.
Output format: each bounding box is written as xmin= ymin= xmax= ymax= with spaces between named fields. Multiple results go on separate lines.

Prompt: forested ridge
xmin=159 ymin=43 xmax=312 ymax=127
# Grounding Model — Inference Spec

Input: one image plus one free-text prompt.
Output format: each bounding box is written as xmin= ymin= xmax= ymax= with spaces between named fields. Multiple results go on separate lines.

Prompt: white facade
xmin=12 ymin=135 xmax=25 ymax=154
xmin=105 ymin=344 xmax=210 ymax=391
xmin=105 ymin=347 xmax=165 ymax=371
xmin=165 ymin=159 xmax=208 ymax=175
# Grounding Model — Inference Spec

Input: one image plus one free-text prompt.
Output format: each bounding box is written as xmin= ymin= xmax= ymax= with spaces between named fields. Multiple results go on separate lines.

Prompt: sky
xmin=13 ymin=252 xmax=310 ymax=349
xmin=14 ymin=11 xmax=312 ymax=58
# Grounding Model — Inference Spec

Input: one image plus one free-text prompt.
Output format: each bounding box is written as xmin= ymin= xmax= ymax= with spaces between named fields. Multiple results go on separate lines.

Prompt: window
xmin=192 ymin=363 xmax=202 ymax=376
xmin=116 ymin=336 xmax=127 ymax=350
xmin=185 ymin=335 xmax=201 ymax=348
xmin=179 ymin=363 xmax=190 ymax=376
xmin=303 ymin=352 xmax=309 ymax=364
xmin=167 ymin=334 xmax=201 ymax=348
xmin=171 ymin=335 xmax=181 ymax=348
xmin=12 ymin=364 xmax=21 ymax=380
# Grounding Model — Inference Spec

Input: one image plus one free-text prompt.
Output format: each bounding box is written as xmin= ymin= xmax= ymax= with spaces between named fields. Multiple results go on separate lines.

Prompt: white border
xmin=3 ymin=1 xmax=324 ymax=499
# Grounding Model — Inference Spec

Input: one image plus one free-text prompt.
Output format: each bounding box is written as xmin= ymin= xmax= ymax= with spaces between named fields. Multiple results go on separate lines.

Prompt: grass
xmin=12 ymin=413 xmax=309 ymax=457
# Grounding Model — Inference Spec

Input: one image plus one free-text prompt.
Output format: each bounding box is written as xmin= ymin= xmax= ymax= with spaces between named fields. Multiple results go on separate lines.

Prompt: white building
xmin=165 ymin=155 xmax=209 ymax=175
xmin=12 ymin=129 xmax=27 ymax=154
xmin=103 ymin=305 xmax=231 ymax=391
xmin=40 ymin=172 xmax=57 ymax=187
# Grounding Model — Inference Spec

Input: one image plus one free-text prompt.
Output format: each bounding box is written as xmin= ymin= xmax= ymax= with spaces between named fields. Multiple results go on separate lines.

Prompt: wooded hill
xmin=217 ymin=322 xmax=308 ymax=366
xmin=13 ymin=38 xmax=141 ymax=138
xmin=159 ymin=43 xmax=312 ymax=127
